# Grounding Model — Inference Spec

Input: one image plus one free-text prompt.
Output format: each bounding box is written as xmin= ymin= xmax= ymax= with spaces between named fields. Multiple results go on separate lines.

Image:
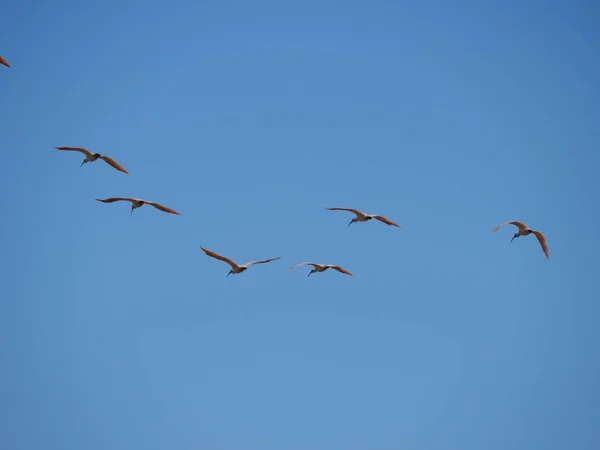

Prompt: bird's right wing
xmin=99 ymin=155 xmax=129 ymax=174
xmin=0 ymin=56 xmax=11 ymax=68
xmin=200 ymin=247 xmax=239 ymax=269
xmin=288 ymin=262 xmax=318 ymax=270
xmin=492 ymin=221 xmax=527 ymax=233
xmin=246 ymin=257 xmax=281 ymax=266
xmin=54 ymin=146 xmax=92 ymax=157
xmin=329 ymin=265 xmax=353 ymax=276
xmin=532 ymin=231 xmax=550 ymax=259
xmin=325 ymin=207 xmax=365 ymax=216
xmin=145 ymin=201 xmax=181 ymax=215
xmin=95 ymin=197 xmax=137 ymax=204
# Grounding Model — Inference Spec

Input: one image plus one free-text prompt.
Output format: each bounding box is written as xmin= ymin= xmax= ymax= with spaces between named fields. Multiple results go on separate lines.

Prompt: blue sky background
xmin=1 ymin=0 xmax=599 ymax=449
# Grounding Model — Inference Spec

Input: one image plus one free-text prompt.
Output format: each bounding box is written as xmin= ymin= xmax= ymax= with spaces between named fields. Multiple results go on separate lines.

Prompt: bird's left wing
xmin=145 ymin=201 xmax=181 ymax=215
xmin=246 ymin=257 xmax=281 ymax=266
xmin=329 ymin=265 xmax=353 ymax=276
xmin=532 ymin=231 xmax=550 ymax=259
xmin=99 ymin=155 xmax=129 ymax=174
xmin=373 ymin=215 xmax=401 ymax=227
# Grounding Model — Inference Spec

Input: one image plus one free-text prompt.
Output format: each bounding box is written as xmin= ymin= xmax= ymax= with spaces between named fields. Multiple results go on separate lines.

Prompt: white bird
xmin=201 ymin=247 xmax=281 ymax=277
xmin=325 ymin=207 xmax=401 ymax=228
xmin=0 ymin=56 xmax=10 ymax=68
xmin=288 ymin=262 xmax=353 ymax=277
xmin=54 ymin=146 xmax=129 ymax=174
xmin=96 ymin=197 xmax=181 ymax=215
xmin=492 ymin=221 xmax=549 ymax=259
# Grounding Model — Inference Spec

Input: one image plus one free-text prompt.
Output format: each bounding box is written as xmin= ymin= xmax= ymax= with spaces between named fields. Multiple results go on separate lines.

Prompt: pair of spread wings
xmin=200 ymin=247 xmax=281 ymax=269
xmin=326 ymin=207 xmax=401 ymax=227
xmin=288 ymin=262 xmax=353 ymax=276
xmin=96 ymin=198 xmax=181 ymax=215
xmin=492 ymin=221 xmax=549 ymax=259
xmin=54 ymin=146 xmax=129 ymax=174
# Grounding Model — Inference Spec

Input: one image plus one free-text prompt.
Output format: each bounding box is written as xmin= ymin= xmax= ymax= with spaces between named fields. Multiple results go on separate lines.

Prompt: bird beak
xmin=227 ymin=271 xmax=231 ymax=278
xmin=130 ymin=205 xmax=134 ymax=215
xmin=348 ymin=220 xmax=353 ymax=227
xmin=307 ymin=271 xmax=313 ymax=277
xmin=510 ymin=235 xmax=515 ymax=243
xmin=80 ymin=160 xmax=85 ymax=168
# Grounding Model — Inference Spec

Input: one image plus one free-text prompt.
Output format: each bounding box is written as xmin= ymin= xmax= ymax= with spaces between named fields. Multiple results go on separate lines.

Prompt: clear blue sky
xmin=1 ymin=0 xmax=599 ymax=448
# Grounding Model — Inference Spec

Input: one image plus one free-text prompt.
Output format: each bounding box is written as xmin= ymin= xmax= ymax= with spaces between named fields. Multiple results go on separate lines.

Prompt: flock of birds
xmin=1 ymin=55 xmax=550 ymax=278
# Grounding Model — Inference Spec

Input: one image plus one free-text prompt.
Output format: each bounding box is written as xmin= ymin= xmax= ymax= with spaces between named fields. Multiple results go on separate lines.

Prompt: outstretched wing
xmin=246 ymin=257 xmax=281 ymax=267
xmin=144 ymin=201 xmax=181 ymax=215
xmin=0 ymin=56 xmax=11 ymax=68
xmin=328 ymin=265 xmax=353 ymax=276
xmin=99 ymin=155 xmax=129 ymax=174
xmin=95 ymin=197 xmax=137 ymax=204
xmin=288 ymin=262 xmax=319 ymax=270
xmin=492 ymin=221 xmax=527 ymax=233
xmin=532 ymin=231 xmax=550 ymax=259
xmin=373 ymin=215 xmax=401 ymax=227
xmin=325 ymin=207 xmax=366 ymax=217
xmin=54 ymin=146 xmax=92 ymax=157
xmin=200 ymin=247 xmax=239 ymax=269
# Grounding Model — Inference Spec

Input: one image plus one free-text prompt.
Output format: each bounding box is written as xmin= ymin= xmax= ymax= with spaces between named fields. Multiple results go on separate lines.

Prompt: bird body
xmin=0 ymin=56 xmax=10 ymax=68
xmin=54 ymin=146 xmax=129 ymax=174
xmin=96 ymin=197 xmax=181 ymax=215
xmin=200 ymin=247 xmax=281 ymax=277
xmin=492 ymin=221 xmax=549 ymax=259
xmin=325 ymin=207 xmax=401 ymax=228
xmin=288 ymin=262 xmax=353 ymax=277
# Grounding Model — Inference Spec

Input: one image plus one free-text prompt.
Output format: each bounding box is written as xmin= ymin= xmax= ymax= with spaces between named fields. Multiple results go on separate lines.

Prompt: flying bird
xmin=492 ymin=221 xmax=549 ymax=259
xmin=200 ymin=247 xmax=281 ymax=277
xmin=288 ymin=262 xmax=353 ymax=277
xmin=54 ymin=146 xmax=129 ymax=174
xmin=0 ymin=56 xmax=10 ymax=68
xmin=325 ymin=207 xmax=401 ymax=227
xmin=96 ymin=197 xmax=181 ymax=215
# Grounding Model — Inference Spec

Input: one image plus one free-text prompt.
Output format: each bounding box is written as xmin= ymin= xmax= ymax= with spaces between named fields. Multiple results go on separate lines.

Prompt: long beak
xmin=80 ymin=160 xmax=85 ymax=168
xmin=510 ymin=235 xmax=516 ymax=243
xmin=348 ymin=220 xmax=353 ymax=227
xmin=308 ymin=270 xmax=313 ymax=277
xmin=130 ymin=205 xmax=134 ymax=215
xmin=227 ymin=271 xmax=231 ymax=278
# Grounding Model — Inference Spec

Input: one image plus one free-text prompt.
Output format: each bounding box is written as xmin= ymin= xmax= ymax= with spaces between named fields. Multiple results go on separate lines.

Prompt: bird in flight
xmin=325 ymin=207 xmax=401 ymax=228
xmin=54 ymin=146 xmax=129 ymax=174
xmin=0 ymin=56 xmax=10 ymax=68
xmin=492 ymin=221 xmax=549 ymax=259
xmin=288 ymin=262 xmax=353 ymax=277
xmin=200 ymin=247 xmax=281 ymax=277
xmin=96 ymin=198 xmax=181 ymax=216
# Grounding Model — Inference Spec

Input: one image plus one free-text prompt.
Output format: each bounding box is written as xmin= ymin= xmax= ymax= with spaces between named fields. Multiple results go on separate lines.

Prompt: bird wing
xmin=245 ymin=257 xmax=282 ymax=267
xmin=328 ymin=265 xmax=353 ymax=276
xmin=0 ymin=56 xmax=11 ymax=68
xmin=492 ymin=221 xmax=527 ymax=233
xmin=373 ymin=215 xmax=401 ymax=227
xmin=54 ymin=146 xmax=92 ymax=157
xmin=200 ymin=247 xmax=239 ymax=269
xmin=288 ymin=262 xmax=319 ymax=270
xmin=144 ymin=201 xmax=181 ymax=215
xmin=325 ymin=207 xmax=366 ymax=217
xmin=95 ymin=197 xmax=137 ymax=204
xmin=99 ymin=155 xmax=129 ymax=174
xmin=532 ymin=231 xmax=550 ymax=259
